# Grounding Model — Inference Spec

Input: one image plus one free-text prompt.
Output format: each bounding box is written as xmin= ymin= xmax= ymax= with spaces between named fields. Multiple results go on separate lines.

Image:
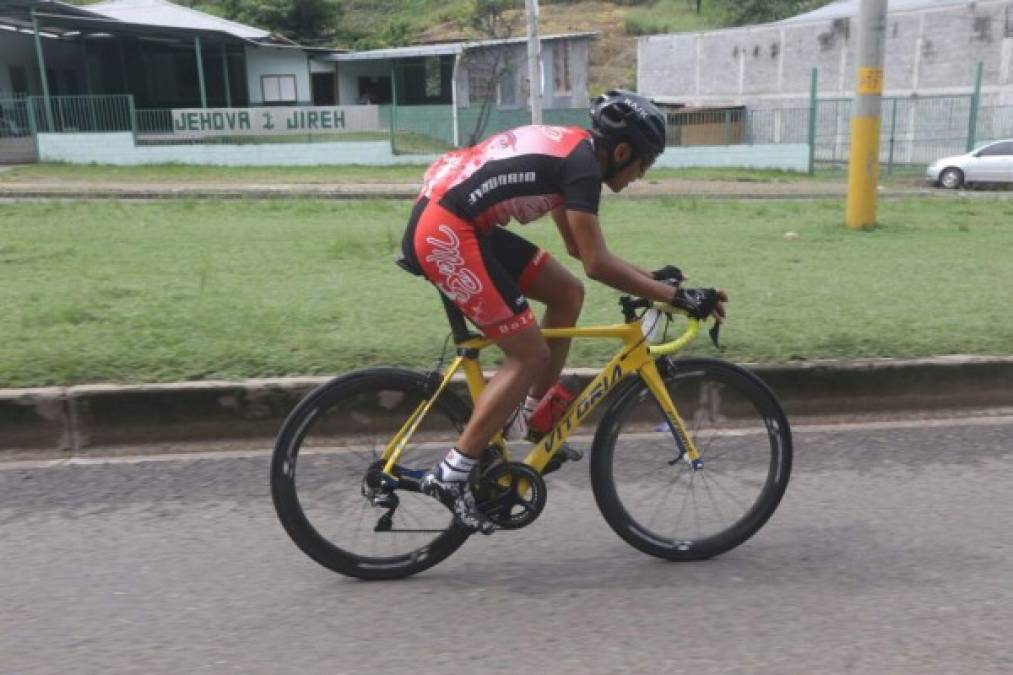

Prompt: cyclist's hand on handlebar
xmin=673 ymin=287 xmax=728 ymax=323
xmin=651 ymin=265 xmax=685 ymax=285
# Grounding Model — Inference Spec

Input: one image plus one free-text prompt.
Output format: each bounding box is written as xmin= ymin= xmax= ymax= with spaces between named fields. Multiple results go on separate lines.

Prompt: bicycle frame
xmin=380 ymin=309 xmax=705 ymax=479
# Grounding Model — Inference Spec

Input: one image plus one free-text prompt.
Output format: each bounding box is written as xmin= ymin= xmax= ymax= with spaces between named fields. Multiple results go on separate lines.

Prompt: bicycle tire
xmin=590 ymin=357 xmax=792 ymax=561
xmin=270 ymin=367 xmax=473 ymax=580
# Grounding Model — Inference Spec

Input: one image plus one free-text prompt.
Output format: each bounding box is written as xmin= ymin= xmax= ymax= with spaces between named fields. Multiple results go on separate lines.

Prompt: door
xmin=311 ymin=73 xmax=336 ymax=106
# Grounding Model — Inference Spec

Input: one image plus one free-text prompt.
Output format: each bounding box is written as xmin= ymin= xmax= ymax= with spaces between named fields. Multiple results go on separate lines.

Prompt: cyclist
xmin=399 ymin=89 xmax=726 ymax=531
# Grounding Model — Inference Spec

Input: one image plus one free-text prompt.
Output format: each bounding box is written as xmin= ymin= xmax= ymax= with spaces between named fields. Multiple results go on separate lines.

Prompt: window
xmin=467 ymin=55 xmax=496 ymax=103
xmin=553 ymin=41 xmax=571 ymax=95
xmin=979 ymin=142 xmax=1013 ymax=156
xmin=8 ymin=66 xmax=28 ymax=95
xmin=499 ymin=68 xmax=516 ymax=106
xmin=424 ymin=57 xmax=442 ymax=98
xmin=261 ymin=75 xmax=297 ymax=104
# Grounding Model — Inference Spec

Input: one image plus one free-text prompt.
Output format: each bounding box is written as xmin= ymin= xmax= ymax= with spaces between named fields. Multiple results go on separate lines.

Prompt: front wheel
xmin=938 ymin=167 xmax=964 ymax=189
xmin=590 ymin=358 xmax=792 ymax=561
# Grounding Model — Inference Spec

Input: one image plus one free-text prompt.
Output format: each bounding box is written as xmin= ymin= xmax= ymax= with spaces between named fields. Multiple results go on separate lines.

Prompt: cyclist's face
xmin=606 ymin=150 xmax=652 ymax=193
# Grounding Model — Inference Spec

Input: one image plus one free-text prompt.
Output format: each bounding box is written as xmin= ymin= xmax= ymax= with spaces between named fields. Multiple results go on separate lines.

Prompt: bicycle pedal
xmin=560 ymin=443 xmax=583 ymax=462
xmin=543 ymin=443 xmax=582 ymax=476
xmin=371 ymin=491 xmax=399 ymax=509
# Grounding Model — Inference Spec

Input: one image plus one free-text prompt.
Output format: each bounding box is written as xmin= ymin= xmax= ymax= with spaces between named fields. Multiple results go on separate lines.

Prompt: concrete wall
xmin=656 ymin=143 xmax=809 ymax=171
xmin=639 ymin=0 xmax=1013 ymax=107
xmin=35 ymin=134 xmax=804 ymax=170
xmin=244 ymin=45 xmax=311 ymax=105
xmin=37 ymin=132 xmax=437 ymax=165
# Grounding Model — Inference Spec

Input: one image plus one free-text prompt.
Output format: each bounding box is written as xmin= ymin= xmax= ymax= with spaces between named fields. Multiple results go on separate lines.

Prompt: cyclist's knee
xmin=553 ymin=276 xmax=584 ymax=321
xmin=568 ymin=277 xmax=585 ymax=311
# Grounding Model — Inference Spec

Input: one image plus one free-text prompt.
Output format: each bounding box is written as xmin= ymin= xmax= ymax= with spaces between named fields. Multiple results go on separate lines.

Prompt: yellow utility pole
xmin=846 ymin=0 xmax=889 ymax=229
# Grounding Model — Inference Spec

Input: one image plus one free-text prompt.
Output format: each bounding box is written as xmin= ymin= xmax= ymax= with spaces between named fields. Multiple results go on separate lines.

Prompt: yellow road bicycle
xmin=271 ymin=290 xmax=793 ymax=580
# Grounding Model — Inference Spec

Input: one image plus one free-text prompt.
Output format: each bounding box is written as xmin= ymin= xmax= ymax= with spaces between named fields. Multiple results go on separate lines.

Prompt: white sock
xmin=522 ymin=395 xmax=541 ymax=418
xmin=433 ymin=448 xmax=476 ymax=484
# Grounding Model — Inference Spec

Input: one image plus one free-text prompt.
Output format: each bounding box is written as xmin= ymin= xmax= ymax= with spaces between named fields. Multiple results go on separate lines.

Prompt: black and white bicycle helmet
xmin=590 ymin=89 xmax=667 ymax=172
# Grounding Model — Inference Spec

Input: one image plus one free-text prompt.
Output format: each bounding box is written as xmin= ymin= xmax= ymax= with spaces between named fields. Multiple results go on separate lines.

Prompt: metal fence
xmin=813 ymin=96 xmax=979 ymax=166
xmin=26 ymin=95 xmax=134 ymax=133
xmin=18 ymin=93 xmax=1013 ymax=168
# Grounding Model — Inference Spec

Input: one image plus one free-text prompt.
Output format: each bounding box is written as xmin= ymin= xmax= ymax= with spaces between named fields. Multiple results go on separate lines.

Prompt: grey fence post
xmin=807 ymin=68 xmax=818 ymax=175
xmin=26 ymin=97 xmax=39 ymax=157
xmin=390 ymin=62 xmax=399 ymax=156
xmin=966 ymin=61 xmax=983 ymax=152
xmin=886 ymin=97 xmax=897 ymax=176
xmin=127 ymin=94 xmax=137 ymax=142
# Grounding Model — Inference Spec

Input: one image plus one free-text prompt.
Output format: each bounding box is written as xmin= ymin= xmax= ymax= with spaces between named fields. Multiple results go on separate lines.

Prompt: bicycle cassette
xmin=475 ymin=461 xmax=547 ymax=530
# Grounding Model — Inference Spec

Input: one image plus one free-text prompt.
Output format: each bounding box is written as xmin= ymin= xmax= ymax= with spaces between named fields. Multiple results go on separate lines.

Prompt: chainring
xmin=475 ymin=461 xmax=547 ymax=530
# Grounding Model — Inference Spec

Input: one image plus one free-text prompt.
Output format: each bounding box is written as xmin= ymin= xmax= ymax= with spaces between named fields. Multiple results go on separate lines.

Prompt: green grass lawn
xmin=2 ymin=196 xmax=1012 ymax=388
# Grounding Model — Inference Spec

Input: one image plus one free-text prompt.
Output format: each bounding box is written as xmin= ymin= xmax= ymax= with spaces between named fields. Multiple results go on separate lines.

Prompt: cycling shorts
xmin=403 ymin=196 xmax=550 ymax=339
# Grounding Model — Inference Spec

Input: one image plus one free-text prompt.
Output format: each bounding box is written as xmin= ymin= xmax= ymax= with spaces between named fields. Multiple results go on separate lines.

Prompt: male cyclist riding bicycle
xmin=399 ymin=90 xmax=727 ymax=532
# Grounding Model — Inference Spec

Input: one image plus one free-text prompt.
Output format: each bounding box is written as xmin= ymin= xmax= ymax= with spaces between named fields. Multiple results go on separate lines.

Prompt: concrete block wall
xmin=36 ymin=133 xmax=808 ymax=171
xmin=640 ymin=0 xmax=1013 ymax=107
xmin=656 ymin=143 xmax=809 ymax=171
xmin=37 ymin=133 xmax=438 ymax=166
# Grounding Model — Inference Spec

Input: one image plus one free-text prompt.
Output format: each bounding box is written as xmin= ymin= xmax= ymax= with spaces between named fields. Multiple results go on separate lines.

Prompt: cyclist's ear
xmin=612 ymin=142 xmax=635 ymax=166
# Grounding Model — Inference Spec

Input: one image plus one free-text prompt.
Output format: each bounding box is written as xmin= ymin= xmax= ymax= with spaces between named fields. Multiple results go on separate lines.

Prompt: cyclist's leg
xmin=413 ymin=201 xmax=549 ymax=459
xmin=520 ymin=256 xmax=584 ymax=397
xmin=455 ymin=323 xmax=548 ymax=456
xmin=486 ymin=227 xmax=584 ymax=398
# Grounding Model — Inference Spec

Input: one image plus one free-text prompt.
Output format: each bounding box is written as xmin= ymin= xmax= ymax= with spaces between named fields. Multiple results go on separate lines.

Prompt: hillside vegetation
xmin=76 ymin=0 xmax=830 ymax=92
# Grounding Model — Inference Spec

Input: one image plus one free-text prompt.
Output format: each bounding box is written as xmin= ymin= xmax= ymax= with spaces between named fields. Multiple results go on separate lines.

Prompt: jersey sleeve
xmin=558 ymin=139 xmax=603 ymax=215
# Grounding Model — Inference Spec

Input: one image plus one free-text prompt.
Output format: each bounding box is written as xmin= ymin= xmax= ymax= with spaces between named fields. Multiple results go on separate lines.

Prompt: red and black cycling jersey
xmin=420 ymin=125 xmax=603 ymax=233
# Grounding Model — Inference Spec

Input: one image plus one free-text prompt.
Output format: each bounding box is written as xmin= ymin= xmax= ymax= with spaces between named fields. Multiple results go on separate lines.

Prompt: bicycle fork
xmin=640 ymin=359 xmax=704 ymax=470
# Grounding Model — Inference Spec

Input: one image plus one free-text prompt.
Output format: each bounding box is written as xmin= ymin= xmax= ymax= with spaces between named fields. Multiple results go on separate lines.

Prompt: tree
xmin=710 ymin=0 xmax=831 ymax=26
xmin=462 ymin=0 xmax=523 ymax=145
xmin=221 ymin=0 xmax=344 ymax=46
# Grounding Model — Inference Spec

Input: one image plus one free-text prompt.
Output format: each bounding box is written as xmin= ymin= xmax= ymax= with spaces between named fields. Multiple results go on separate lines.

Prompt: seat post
xmin=438 ymin=291 xmax=476 ymax=345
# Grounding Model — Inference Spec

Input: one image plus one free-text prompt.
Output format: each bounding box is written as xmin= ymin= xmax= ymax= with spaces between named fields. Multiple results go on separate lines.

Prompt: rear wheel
xmin=590 ymin=358 xmax=792 ymax=561
xmin=270 ymin=368 xmax=472 ymax=580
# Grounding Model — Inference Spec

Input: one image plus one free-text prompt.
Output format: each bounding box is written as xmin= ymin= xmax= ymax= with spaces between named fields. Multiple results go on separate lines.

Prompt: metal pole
xmin=221 ymin=44 xmax=232 ymax=108
xmin=524 ymin=0 xmax=543 ymax=125
xmin=79 ymin=38 xmax=98 ymax=132
xmin=127 ymin=94 xmax=137 ymax=140
xmin=451 ymin=52 xmax=461 ymax=147
xmin=195 ymin=36 xmax=208 ymax=109
xmin=807 ymin=68 xmax=818 ymax=175
xmin=966 ymin=60 xmax=983 ymax=152
xmin=390 ymin=61 xmax=398 ymax=155
xmin=887 ymin=97 xmax=897 ymax=175
xmin=845 ymin=0 xmax=888 ymax=230
xmin=30 ymin=11 xmax=55 ymax=132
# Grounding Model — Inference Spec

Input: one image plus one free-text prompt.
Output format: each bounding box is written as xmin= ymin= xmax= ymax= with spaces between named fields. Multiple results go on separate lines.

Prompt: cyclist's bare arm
xmin=562 ymin=209 xmax=678 ymax=303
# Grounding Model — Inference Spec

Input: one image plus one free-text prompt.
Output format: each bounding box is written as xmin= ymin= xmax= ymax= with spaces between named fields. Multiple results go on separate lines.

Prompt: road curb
xmin=0 ymin=189 xmax=928 ymax=202
xmin=2 ymin=356 xmax=1011 ymax=458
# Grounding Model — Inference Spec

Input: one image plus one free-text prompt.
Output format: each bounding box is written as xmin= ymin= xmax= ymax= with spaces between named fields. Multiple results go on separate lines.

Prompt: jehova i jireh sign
xmin=170 ymin=106 xmax=382 ymax=137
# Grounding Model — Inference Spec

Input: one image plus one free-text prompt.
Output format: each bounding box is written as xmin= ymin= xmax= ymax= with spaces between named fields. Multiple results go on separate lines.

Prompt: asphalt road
xmin=2 ymin=415 xmax=1012 ymax=675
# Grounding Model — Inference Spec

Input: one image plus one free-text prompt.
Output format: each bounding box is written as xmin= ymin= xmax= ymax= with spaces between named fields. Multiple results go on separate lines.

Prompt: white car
xmin=926 ymin=140 xmax=1013 ymax=188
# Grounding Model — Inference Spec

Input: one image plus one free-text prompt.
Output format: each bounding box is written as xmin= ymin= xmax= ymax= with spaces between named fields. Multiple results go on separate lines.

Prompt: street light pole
xmin=524 ymin=0 xmax=543 ymax=125
xmin=845 ymin=0 xmax=889 ymax=229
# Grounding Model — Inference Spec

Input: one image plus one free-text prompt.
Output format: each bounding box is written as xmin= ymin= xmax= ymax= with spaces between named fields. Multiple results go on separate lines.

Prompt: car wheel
xmin=939 ymin=167 xmax=964 ymax=189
